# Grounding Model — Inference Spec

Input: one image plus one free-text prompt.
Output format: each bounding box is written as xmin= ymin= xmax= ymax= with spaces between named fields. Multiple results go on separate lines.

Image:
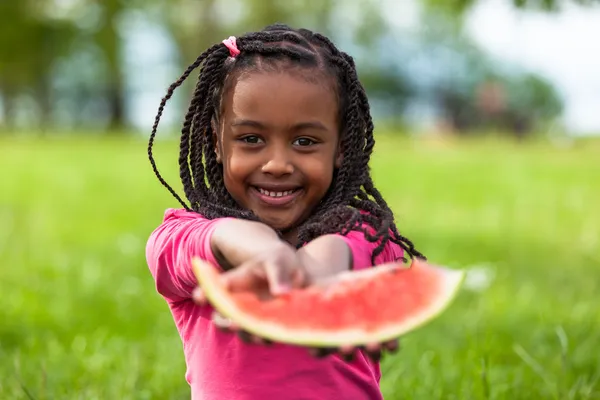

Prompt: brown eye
xmin=240 ymin=135 xmax=263 ymax=144
xmin=293 ymin=137 xmax=315 ymax=147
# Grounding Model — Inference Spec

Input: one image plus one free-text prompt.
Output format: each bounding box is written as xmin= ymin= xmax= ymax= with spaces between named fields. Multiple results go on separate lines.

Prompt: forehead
xmin=223 ymin=71 xmax=338 ymax=126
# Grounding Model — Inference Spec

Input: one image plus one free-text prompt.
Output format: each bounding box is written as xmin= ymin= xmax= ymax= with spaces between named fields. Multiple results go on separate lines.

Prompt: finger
xmin=365 ymin=342 xmax=381 ymax=352
xmin=309 ymin=347 xmax=337 ymax=359
xmin=236 ymin=330 xmax=270 ymax=345
xmin=339 ymin=345 xmax=355 ymax=362
xmin=192 ymin=287 xmax=206 ymax=305
xmin=338 ymin=344 xmax=355 ymax=354
xmin=237 ymin=330 xmax=252 ymax=343
xmin=367 ymin=350 xmax=382 ymax=362
xmin=221 ymin=263 xmax=265 ymax=293
xmin=265 ymin=261 xmax=292 ymax=295
xmin=212 ymin=311 xmax=240 ymax=331
xmin=291 ymin=267 xmax=308 ymax=288
xmin=383 ymin=339 xmax=400 ymax=353
xmin=359 ymin=343 xmax=382 ymax=362
xmin=251 ymin=335 xmax=270 ymax=345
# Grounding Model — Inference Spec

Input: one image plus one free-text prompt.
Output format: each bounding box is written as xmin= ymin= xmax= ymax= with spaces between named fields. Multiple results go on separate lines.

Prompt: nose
xmin=261 ymin=147 xmax=294 ymax=177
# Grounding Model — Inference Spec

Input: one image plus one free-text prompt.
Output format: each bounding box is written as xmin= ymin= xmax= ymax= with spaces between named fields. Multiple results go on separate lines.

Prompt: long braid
xmin=149 ymin=44 xmax=222 ymax=210
xmin=148 ymin=24 xmax=425 ymax=263
xmin=180 ymin=73 xmax=206 ymax=206
xmin=306 ymin=31 xmax=423 ymax=261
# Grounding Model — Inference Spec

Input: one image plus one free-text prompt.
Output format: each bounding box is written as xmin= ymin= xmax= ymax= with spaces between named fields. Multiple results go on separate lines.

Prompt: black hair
xmin=148 ymin=23 xmax=425 ymax=263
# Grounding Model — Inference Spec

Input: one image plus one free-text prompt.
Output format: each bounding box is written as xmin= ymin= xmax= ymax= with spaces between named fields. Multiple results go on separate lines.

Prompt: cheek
xmin=304 ymin=158 xmax=335 ymax=191
xmin=223 ymin=150 xmax=253 ymax=185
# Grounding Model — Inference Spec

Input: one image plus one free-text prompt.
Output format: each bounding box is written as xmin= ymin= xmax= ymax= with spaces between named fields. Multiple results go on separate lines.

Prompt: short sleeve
xmin=336 ymin=230 xmax=404 ymax=271
xmin=145 ymin=209 xmax=231 ymax=303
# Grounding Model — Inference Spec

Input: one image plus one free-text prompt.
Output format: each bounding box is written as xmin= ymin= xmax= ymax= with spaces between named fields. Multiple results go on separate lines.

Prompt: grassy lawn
xmin=1 ymin=134 xmax=598 ymax=399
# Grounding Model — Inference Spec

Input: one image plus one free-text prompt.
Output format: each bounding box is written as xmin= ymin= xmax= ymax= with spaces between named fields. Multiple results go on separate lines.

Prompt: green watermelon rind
xmin=191 ymin=257 xmax=465 ymax=348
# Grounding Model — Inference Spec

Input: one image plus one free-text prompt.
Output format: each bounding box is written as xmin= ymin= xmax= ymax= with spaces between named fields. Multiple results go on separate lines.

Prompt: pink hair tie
xmin=222 ymin=36 xmax=240 ymax=57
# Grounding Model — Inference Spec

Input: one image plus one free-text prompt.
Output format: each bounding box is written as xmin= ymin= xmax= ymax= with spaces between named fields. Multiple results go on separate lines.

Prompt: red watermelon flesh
xmin=191 ymin=257 xmax=464 ymax=347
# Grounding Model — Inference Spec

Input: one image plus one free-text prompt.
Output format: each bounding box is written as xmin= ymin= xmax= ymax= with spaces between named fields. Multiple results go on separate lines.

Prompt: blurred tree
xmin=157 ymin=0 xmax=340 ymax=62
xmin=0 ymin=0 xmax=129 ymax=131
xmin=151 ymin=0 xmax=388 ymax=65
xmin=423 ymin=0 xmax=596 ymax=15
xmin=145 ymin=0 xmax=341 ymax=130
xmin=94 ymin=0 xmax=128 ymax=130
xmin=0 ymin=0 xmax=585 ymax=133
xmin=435 ymin=72 xmax=564 ymax=137
xmin=360 ymin=66 xmax=415 ymax=124
xmin=0 ymin=1 xmax=76 ymax=129
xmin=159 ymin=0 xmax=226 ymax=68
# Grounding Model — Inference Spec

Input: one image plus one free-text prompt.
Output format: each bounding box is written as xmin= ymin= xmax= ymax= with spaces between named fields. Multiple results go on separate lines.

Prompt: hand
xmin=201 ymin=309 xmax=401 ymax=362
xmin=193 ymin=242 xmax=307 ymax=304
xmin=308 ymin=340 xmax=401 ymax=362
xmin=191 ymin=243 xmax=400 ymax=362
xmin=191 ymin=307 xmax=401 ymax=362
xmin=193 ymin=243 xmax=307 ymax=346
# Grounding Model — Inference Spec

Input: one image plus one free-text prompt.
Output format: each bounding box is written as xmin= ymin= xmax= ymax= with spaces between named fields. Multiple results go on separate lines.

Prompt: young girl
xmin=145 ymin=23 xmax=425 ymax=400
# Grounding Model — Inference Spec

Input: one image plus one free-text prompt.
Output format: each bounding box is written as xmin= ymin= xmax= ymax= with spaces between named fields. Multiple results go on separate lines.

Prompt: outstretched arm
xmin=212 ymin=222 xmax=354 ymax=284
xmin=296 ymin=234 xmax=352 ymax=283
xmin=210 ymin=219 xmax=291 ymax=270
xmin=147 ymin=214 xmax=298 ymax=302
xmin=203 ymin=230 xmax=400 ymax=360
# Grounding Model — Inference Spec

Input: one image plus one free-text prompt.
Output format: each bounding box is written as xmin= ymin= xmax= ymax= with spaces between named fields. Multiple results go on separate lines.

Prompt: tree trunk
xmin=0 ymin=81 xmax=17 ymax=131
xmin=97 ymin=0 xmax=127 ymax=132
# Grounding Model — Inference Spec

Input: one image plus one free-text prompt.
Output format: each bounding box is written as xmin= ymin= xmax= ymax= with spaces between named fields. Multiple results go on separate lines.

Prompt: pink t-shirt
xmin=146 ymin=208 xmax=404 ymax=400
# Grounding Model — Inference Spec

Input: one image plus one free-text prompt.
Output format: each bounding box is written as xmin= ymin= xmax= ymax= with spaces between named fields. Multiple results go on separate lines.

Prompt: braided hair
xmin=148 ymin=23 xmax=425 ymax=263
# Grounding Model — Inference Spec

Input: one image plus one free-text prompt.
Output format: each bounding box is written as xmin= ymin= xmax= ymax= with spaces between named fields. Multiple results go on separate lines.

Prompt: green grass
xmin=1 ymin=134 xmax=599 ymax=399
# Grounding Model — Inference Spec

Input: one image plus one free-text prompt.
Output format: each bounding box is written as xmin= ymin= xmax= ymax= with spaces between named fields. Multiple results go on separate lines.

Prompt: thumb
xmin=264 ymin=261 xmax=294 ymax=295
xmin=221 ymin=264 xmax=264 ymax=293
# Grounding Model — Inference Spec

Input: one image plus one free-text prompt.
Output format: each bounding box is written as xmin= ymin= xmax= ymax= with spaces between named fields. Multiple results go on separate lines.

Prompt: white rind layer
xmin=191 ymin=257 xmax=465 ymax=347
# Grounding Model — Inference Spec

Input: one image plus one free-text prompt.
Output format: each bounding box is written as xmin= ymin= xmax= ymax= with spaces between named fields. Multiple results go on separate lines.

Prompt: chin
xmin=264 ymin=219 xmax=294 ymax=232
xmin=257 ymin=214 xmax=297 ymax=232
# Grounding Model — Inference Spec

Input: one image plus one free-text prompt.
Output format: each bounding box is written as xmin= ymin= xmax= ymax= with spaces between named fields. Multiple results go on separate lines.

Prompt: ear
xmin=334 ymin=143 xmax=343 ymax=168
xmin=211 ymin=119 xmax=222 ymax=164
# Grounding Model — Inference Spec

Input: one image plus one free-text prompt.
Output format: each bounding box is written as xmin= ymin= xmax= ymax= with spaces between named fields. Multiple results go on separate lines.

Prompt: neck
xmin=281 ymin=227 xmax=300 ymax=248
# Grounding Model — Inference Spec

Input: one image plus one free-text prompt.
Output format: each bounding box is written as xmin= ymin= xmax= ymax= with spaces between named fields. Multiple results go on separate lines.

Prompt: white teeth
xmin=258 ymin=188 xmax=296 ymax=197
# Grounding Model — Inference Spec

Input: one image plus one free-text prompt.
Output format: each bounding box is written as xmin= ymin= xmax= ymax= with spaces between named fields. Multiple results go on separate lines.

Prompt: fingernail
xmin=192 ymin=288 xmax=205 ymax=303
xmin=272 ymin=284 xmax=290 ymax=295
xmin=251 ymin=336 xmax=264 ymax=344
xmin=212 ymin=312 xmax=232 ymax=330
xmin=365 ymin=343 xmax=380 ymax=352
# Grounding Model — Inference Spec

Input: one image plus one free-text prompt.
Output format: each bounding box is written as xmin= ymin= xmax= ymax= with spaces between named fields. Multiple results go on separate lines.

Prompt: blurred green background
xmin=1 ymin=0 xmax=599 ymax=399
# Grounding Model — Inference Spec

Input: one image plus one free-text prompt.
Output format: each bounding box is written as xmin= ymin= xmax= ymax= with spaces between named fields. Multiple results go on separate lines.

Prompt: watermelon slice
xmin=191 ymin=257 xmax=465 ymax=347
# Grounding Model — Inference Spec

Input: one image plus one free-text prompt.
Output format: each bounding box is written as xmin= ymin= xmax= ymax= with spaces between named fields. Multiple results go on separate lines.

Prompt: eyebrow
xmin=231 ymin=119 xmax=265 ymax=129
xmin=231 ymin=119 xmax=328 ymax=131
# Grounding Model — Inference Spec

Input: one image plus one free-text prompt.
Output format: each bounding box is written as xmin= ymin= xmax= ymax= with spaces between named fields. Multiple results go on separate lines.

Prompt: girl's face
xmin=215 ymin=70 xmax=342 ymax=241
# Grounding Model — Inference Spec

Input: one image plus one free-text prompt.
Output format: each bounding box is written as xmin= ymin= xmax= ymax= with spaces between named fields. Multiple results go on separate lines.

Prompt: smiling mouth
xmin=251 ymin=186 xmax=302 ymax=206
xmin=256 ymin=187 xmax=300 ymax=198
